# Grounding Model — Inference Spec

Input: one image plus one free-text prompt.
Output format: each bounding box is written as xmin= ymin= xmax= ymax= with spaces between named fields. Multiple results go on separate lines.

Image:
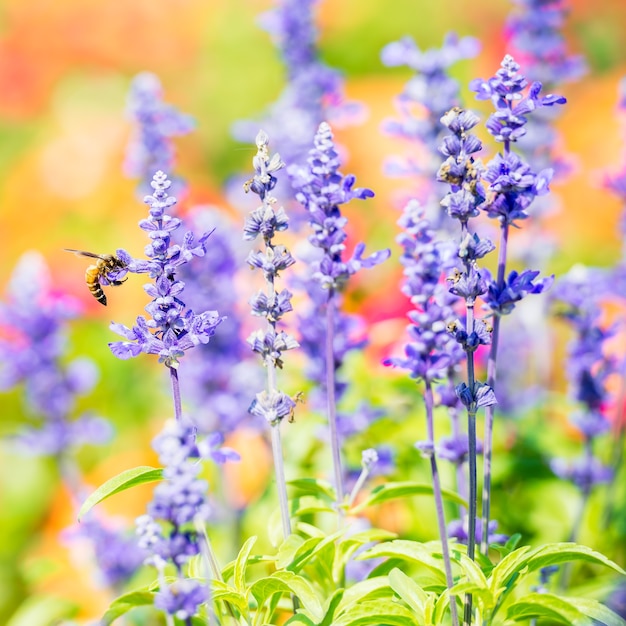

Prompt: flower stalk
xmin=244 ymin=129 xmax=299 ymax=541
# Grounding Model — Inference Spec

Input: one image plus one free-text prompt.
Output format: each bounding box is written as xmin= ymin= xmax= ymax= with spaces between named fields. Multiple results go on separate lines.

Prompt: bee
xmin=64 ymin=249 xmax=128 ymax=306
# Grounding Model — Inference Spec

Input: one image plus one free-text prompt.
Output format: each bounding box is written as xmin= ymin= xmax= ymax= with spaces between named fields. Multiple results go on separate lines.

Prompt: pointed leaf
xmin=332 ymin=599 xmax=419 ymax=626
xmin=526 ymin=543 xmax=626 ymax=577
xmin=99 ymin=590 xmax=156 ymax=625
xmin=319 ymin=589 xmax=345 ymax=626
xmin=506 ymin=593 xmax=591 ymax=625
xmin=288 ymin=478 xmax=336 ymax=502
xmin=234 ymin=535 xmax=257 ymax=594
xmin=290 ymin=495 xmax=336 ymax=516
xmin=489 ymin=545 xmax=533 ymax=595
xmin=350 ymin=481 xmax=466 ymax=514
xmin=78 ymin=466 xmax=164 ymax=520
xmin=568 ymin=596 xmax=626 ymax=626
xmin=250 ymin=571 xmax=324 ymax=622
xmin=388 ymin=568 xmax=428 ymax=620
xmin=358 ymin=540 xmax=448 ymax=584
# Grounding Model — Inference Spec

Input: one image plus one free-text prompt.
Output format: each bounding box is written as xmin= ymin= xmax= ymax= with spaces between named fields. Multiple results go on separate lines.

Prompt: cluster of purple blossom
xmin=3 ymin=0 xmax=626 ymax=623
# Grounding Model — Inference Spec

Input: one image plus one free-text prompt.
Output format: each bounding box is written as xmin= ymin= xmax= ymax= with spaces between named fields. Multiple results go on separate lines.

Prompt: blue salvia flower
xmin=136 ymin=420 xmax=217 ymax=623
xmin=381 ymin=33 xmax=479 ymax=180
xmin=505 ymin=0 xmax=586 ymax=89
xmin=233 ymin=0 xmax=362 ymax=202
xmin=244 ymin=130 xmax=298 ymax=542
xmin=292 ymin=121 xmax=389 ymax=504
xmin=468 ymin=55 xmax=562 ymax=556
xmin=550 ymin=267 xmax=614 ymax=497
xmin=383 ymin=198 xmax=467 ymax=626
xmin=0 ymin=252 xmax=112 ymax=455
xmin=68 ymin=514 xmax=147 ymax=590
xmin=0 ymin=253 xmax=146 ymax=590
xmin=178 ymin=210 xmax=264 ymax=434
xmin=109 ymin=171 xmax=224 ymax=369
xmin=244 ymin=129 xmax=298 ymax=422
xmin=292 ymin=122 xmax=390 ymax=290
xmin=384 ymin=200 xmax=463 ymax=382
xmin=124 ymin=72 xmax=195 ymax=195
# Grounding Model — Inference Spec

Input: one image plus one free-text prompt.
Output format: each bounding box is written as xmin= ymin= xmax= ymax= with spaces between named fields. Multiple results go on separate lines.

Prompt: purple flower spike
xmin=293 ymin=122 xmax=389 ymax=290
xmin=109 ymin=171 xmax=224 ymax=368
xmin=471 ymin=54 xmax=566 ymax=146
xmin=124 ymin=72 xmax=195 ymax=195
xmin=505 ymin=0 xmax=587 ymax=87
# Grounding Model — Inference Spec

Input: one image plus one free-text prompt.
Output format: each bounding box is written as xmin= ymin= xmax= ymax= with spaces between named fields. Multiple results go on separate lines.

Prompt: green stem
xmin=325 ymin=289 xmax=345 ymax=507
xmin=425 ymin=380 xmax=459 ymax=626
xmin=464 ymin=301 xmax=478 ymax=626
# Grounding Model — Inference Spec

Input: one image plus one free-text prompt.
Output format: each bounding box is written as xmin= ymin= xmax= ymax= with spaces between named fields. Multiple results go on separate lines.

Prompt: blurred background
xmin=1 ymin=0 xmax=626 ymax=623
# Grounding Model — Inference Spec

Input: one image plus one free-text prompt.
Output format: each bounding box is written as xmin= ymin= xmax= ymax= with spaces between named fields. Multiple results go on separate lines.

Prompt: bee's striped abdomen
xmin=85 ymin=265 xmax=107 ymax=306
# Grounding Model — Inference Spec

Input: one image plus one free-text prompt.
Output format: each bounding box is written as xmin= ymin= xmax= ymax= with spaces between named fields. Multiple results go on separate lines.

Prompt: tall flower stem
xmin=270 ymin=410 xmax=292 ymax=539
xmin=480 ymin=219 xmax=509 ymax=555
xmin=463 ymin=300 xmax=478 ymax=626
xmin=425 ymin=380 xmax=459 ymax=626
xmin=325 ymin=289 xmax=345 ymax=507
xmin=170 ymin=366 xmax=183 ymax=421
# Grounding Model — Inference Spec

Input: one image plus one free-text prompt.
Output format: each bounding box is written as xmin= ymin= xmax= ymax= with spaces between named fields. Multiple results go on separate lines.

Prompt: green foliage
xmin=78 ymin=466 xmax=164 ymax=520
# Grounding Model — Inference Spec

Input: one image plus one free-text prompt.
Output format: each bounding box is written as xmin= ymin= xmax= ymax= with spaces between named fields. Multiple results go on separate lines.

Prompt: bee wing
xmin=64 ymin=248 xmax=108 ymax=260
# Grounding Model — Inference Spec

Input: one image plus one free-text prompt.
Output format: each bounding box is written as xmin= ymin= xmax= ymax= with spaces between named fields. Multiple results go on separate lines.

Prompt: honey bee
xmin=64 ymin=249 xmax=128 ymax=306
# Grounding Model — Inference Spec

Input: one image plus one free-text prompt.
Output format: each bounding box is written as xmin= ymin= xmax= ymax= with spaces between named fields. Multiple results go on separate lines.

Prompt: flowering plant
xmin=1 ymin=1 xmax=626 ymax=625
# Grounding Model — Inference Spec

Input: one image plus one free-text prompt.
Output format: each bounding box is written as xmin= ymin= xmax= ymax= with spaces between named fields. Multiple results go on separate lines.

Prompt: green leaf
xmin=250 ymin=571 xmax=324 ymax=622
xmin=358 ymin=540 xmax=448 ymax=584
xmin=288 ymin=530 xmax=343 ymax=574
xmin=332 ymin=599 xmax=419 ymax=626
xmin=506 ymin=592 xmax=592 ymax=625
xmin=388 ymin=568 xmax=428 ymax=620
xmin=333 ymin=528 xmax=397 ymax=581
xmin=290 ymin=495 xmax=336 ymax=517
xmin=338 ymin=576 xmax=394 ymax=614
xmin=78 ymin=466 xmax=164 ymax=520
xmin=99 ymin=590 xmax=155 ymax=625
xmin=288 ymin=478 xmax=336 ymax=502
xmin=568 ymin=596 xmax=626 ymax=626
xmin=525 ymin=543 xmax=626 ymax=577
xmin=350 ymin=481 xmax=466 ymax=514
xmin=283 ymin=615 xmax=317 ymax=626
xmin=211 ymin=580 xmax=249 ymax=615
xmin=319 ymin=589 xmax=345 ymax=626
xmin=276 ymin=534 xmax=307 ymax=570
xmin=6 ymin=595 xmax=78 ymax=626
xmin=489 ymin=545 xmax=533 ymax=596
xmin=234 ymin=535 xmax=257 ymax=594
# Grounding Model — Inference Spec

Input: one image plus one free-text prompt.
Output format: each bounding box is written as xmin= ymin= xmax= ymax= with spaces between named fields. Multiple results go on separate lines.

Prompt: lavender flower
xmin=292 ymin=122 xmax=389 ymax=290
xmin=68 ymin=515 xmax=147 ymax=589
xmin=232 ymin=0 xmax=362 ymax=209
xmin=384 ymin=200 xmax=462 ymax=382
xmin=505 ymin=0 xmax=586 ymax=89
xmin=550 ymin=267 xmax=614 ymax=498
xmin=292 ymin=121 xmax=389 ymax=504
xmin=448 ymin=518 xmax=508 ymax=547
xmin=381 ymin=32 xmax=479 ymax=206
xmin=244 ymin=129 xmax=298 ymax=539
xmin=124 ymin=72 xmax=195 ymax=195
xmin=178 ymin=209 xmax=263 ymax=434
xmin=0 ymin=252 xmax=112 ymax=455
xmin=109 ymin=171 xmax=224 ymax=370
xmin=136 ymin=419 xmax=215 ymax=622
xmin=468 ymin=55 xmax=563 ymax=556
